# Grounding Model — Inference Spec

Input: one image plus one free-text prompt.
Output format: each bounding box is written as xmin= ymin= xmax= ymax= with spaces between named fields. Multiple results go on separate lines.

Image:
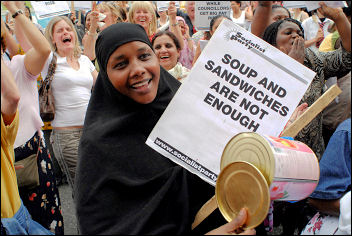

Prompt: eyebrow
xmin=113 ymin=46 xmax=149 ymax=60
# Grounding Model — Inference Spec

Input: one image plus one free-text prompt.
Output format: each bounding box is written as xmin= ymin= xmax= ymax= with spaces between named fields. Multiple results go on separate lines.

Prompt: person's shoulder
xmin=336 ymin=118 xmax=351 ymax=133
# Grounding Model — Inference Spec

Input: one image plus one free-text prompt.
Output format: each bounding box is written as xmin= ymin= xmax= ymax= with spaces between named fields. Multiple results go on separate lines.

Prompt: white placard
xmin=30 ymin=1 xmax=70 ymax=19
xmin=66 ymin=1 xmax=92 ymax=10
xmin=283 ymin=1 xmax=307 ymax=9
xmin=146 ymin=19 xmax=316 ymax=186
xmin=304 ymin=1 xmax=347 ymax=12
xmin=157 ymin=1 xmax=180 ymax=12
xmin=194 ymin=1 xmax=231 ymax=31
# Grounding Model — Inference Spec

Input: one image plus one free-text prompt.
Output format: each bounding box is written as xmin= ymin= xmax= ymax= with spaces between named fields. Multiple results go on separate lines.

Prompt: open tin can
xmin=216 ymin=132 xmax=320 ymax=227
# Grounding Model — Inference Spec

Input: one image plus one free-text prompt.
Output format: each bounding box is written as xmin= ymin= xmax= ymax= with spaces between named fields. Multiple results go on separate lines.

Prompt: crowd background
xmin=1 ymin=1 xmax=350 ymax=235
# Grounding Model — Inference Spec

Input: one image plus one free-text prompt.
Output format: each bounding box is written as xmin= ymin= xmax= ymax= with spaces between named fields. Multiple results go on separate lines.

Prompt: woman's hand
xmin=89 ymin=11 xmax=99 ymax=33
xmin=280 ymin=37 xmax=305 ymax=64
xmin=2 ymin=1 xmax=19 ymax=14
xmin=168 ymin=1 xmax=177 ymax=21
xmin=317 ymin=2 xmax=344 ymax=22
xmin=184 ymin=24 xmax=191 ymax=39
xmin=288 ymin=102 xmax=309 ymax=125
xmin=205 ymin=208 xmax=256 ymax=235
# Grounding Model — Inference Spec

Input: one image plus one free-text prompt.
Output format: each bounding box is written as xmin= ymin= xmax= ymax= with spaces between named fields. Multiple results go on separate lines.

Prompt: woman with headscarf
xmin=74 ymin=22 xmax=255 ymax=235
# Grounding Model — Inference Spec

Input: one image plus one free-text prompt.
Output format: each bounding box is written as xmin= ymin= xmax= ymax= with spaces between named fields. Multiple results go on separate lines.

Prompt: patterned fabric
xmin=301 ymin=212 xmax=339 ymax=235
xmin=295 ymin=46 xmax=351 ymax=160
xmin=14 ymin=132 xmax=64 ymax=235
xmin=315 ymin=22 xmax=325 ymax=48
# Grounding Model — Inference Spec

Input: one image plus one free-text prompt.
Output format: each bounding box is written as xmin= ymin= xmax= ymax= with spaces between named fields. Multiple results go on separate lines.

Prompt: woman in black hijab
xmin=74 ymin=23 xmax=254 ymax=235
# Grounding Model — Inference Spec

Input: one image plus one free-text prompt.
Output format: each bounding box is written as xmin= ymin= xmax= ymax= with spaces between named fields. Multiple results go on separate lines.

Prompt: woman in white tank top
xmin=230 ymin=1 xmax=252 ymax=30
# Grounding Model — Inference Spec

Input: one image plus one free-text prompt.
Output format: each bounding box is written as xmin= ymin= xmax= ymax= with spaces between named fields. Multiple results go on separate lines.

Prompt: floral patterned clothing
xmin=14 ymin=132 xmax=64 ymax=235
xmin=296 ymin=46 xmax=351 ymax=160
xmin=301 ymin=212 xmax=339 ymax=235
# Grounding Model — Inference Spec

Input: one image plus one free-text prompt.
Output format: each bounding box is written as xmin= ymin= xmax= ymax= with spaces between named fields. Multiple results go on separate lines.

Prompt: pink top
xmin=5 ymin=55 xmax=44 ymax=148
xmin=176 ymin=16 xmax=194 ymax=70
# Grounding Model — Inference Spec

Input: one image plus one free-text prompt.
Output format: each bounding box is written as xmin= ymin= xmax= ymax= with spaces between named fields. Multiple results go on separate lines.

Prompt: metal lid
xmin=220 ymin=132 xmax=274 ymax=186
xmin=216 ymin=161 xmax=270 ymax=229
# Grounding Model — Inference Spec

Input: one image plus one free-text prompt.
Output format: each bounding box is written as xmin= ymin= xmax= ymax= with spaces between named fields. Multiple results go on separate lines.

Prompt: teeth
xmin=132 ymin=80 xmax=149 ymax=88
xmin=98 ymin=13 xmax=106 ymax=21
xmin=97 ymin=22 xmax=105 ymax=28
xmin=160 ymin=56 xmax=169 ymax=59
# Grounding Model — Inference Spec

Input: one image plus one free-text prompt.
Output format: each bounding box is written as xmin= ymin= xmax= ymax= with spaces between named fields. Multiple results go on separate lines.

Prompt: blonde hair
xmin=97 ymin=2 xmax=123 ymax=23
xmin=128 ymin=1 xmax=157 ymax=36
xmin=44 ymin=16 xmax=81 ymax=58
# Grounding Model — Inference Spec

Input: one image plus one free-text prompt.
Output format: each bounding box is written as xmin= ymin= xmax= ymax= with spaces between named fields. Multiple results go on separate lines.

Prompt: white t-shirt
xmin=301 ymin=15 xmax=333 ymax=53
xmin=41 ymin=52 xmax=95 ymax=127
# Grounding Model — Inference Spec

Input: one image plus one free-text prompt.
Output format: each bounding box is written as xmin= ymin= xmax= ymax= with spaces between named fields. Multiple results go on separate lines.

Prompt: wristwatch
xmin=12 ymin=9 xmax=23 ymax=19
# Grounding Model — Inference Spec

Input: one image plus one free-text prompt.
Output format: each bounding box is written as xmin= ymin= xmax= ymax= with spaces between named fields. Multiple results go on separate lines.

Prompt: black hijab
xmin=74 ymin=23 xmax=223 ymax=234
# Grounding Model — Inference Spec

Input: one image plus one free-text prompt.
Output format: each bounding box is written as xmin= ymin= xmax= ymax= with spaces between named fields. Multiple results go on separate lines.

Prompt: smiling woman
xmin=75 ymin=22 xmax=255 ymax=235
xmin=152 ymin=30 xmax=190 ymax=83
xmin=42 ymin=16 xmax=98 ymax=193
xmin=128 ymin=1 xmax=157 ymax=41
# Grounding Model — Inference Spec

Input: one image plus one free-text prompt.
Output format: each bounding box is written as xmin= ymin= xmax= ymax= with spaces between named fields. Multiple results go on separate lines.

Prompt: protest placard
xmin=146 ymin=19 xmax=316 ymax=186
xmin=194 ymin=1 xmax=231 ymax=31
xmin=157 ymin=1 xmax=180 ymax=12
xmin=30 ymin=1 xmax=70 ymax=19
xmin=282 ymin=1 xmax=307 ymax=9
xmin=304 ymin=1 xmax=347 ymax=12
xmin=66 ymin=1 xmax=91 ymax=11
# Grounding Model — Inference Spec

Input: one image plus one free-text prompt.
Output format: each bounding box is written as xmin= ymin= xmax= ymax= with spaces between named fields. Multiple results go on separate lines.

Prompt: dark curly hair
xmin=262 ymin=18 xmax=304 ymax=47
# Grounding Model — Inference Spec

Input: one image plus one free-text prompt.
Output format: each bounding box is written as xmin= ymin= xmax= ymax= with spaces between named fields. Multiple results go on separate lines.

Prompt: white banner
xmin=66 ymin=1 xmax=92 ymax=11
xmin=304 ymin=1 xmax=347 ymax=12
xmin=157 ymin=1 xmax=180 ymax=12
xmin=194 ymin=1 xmax=231 ymax=31
xmin=30 ymin=1 xmax=70 ymax=19
xmin=282 ymin=1 xmax=307 ymax=9
xmin=146 ymin=19 xmax=316 ymax=186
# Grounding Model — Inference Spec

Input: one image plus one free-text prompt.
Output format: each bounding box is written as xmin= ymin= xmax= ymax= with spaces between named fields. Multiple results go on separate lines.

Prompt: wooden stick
xmin=191 ymin=195 xmax=217 ymax=230
xmin=77 ymin=10 xmax=81 ymax=26
xmin=71 ymin=1 xmax=74 ymax=13
xmin=281 ymin=84 xmax=342 ymax=137
xmin=192 ymin=84 xmax=342 ymax=229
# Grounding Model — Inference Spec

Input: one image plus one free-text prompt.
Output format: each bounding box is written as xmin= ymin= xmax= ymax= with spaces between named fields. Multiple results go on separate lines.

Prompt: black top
xmin=74 ymin=23 xmax=223 ymax=234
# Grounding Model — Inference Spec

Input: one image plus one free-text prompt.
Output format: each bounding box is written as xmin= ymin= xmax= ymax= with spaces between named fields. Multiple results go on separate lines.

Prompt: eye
xmin=114 ymin=60 xmax=128 ymax=69
xmin=139 ymin=53 xmax=151 ymax=60
xmin=154 ymin=45 xmax=161 ymax=50
xmin=165 ymin=43 xmax=173 ymax=48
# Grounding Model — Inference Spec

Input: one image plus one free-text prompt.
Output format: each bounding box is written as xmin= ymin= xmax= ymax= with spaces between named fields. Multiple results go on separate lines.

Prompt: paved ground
xmin=58 ymin=183 xmax=78 ymax=235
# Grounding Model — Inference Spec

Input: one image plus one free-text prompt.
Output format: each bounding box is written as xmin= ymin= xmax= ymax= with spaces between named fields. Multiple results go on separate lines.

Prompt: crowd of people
xmin=1 ymin=1 xmax=350 ymax=235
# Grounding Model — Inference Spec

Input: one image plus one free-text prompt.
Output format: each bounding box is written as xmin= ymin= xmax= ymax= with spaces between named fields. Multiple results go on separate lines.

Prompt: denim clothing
xmin=310 ymin=118 xmax=351 ymax=200
xmin=1 ymin=201 xmax=54 ymax=235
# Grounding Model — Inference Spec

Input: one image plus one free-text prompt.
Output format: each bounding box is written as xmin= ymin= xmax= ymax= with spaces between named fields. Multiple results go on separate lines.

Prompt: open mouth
xmin=97 ymin=22 xmax=106 ymax=28
xmin=160 ymin=55 xmax=170 ymax=60
xmin=131 ymin=78 xmax=153 ymax=90
xmin=62 ymin=37 xmax=71 ymax=43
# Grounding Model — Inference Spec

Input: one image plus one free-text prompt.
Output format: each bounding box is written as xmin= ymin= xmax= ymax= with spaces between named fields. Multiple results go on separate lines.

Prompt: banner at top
xmin=30 ymin=1 xmax=70 ymax=19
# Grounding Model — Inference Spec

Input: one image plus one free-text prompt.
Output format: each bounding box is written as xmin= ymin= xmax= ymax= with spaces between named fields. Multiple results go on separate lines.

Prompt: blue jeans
xmin=1 ymin=201 xmax=54 ymax=235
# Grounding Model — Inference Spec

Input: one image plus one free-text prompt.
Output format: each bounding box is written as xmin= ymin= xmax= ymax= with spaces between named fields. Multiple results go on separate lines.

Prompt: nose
xmin=159 ymin=45 xmax=168 ymax=53
xmin=292 ymin=31 xmax=300 ymax=38
xmin=129 ymin=58 xmax=146 ymax=78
